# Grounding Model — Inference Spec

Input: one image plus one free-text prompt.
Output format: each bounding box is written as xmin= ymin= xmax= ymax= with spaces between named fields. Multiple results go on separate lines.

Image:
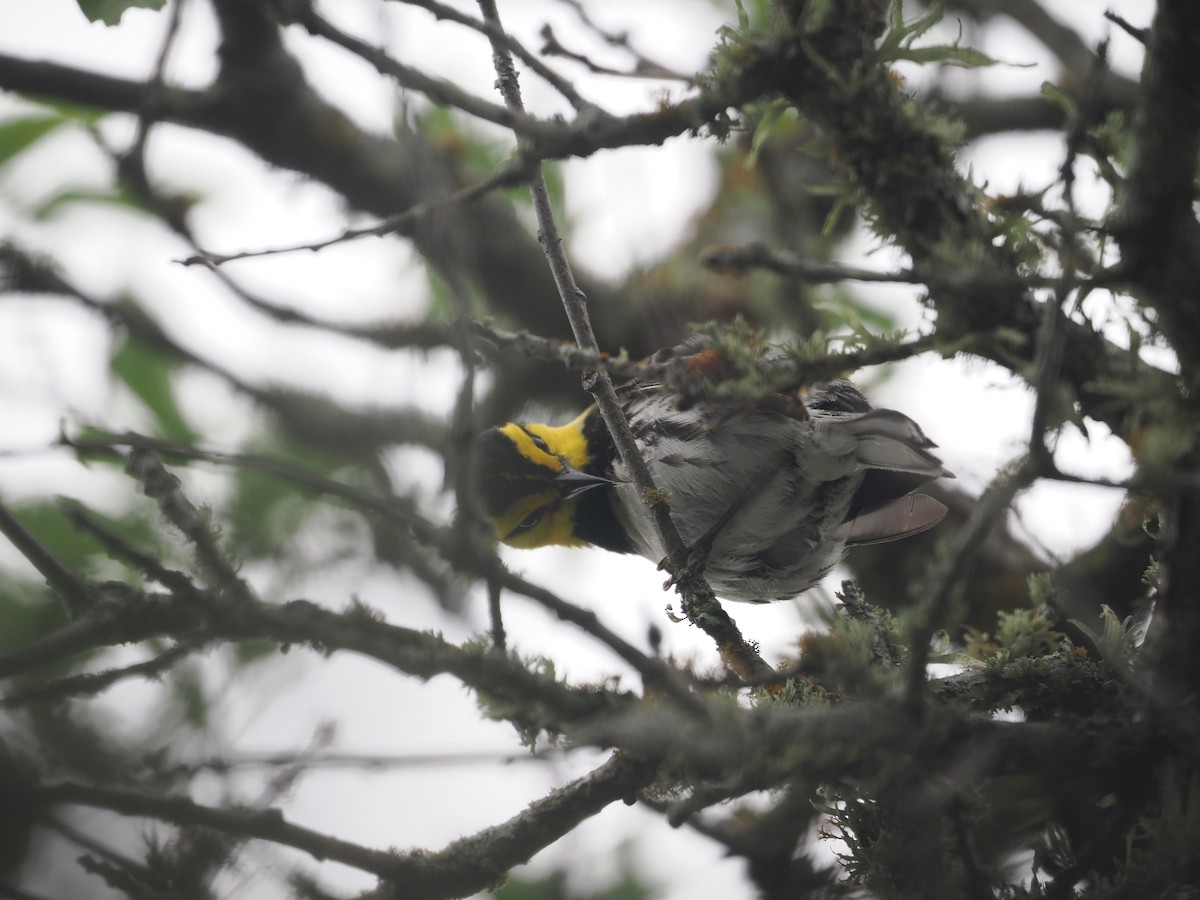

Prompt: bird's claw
xmin=659 ymin=541 xmax=714 ymax=593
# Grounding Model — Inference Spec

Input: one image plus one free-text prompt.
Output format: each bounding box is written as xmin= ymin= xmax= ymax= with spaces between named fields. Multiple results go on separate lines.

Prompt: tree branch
xmin=474 ymin=0 xmax=773 ymax=682
xmin=35 ymin=752 xmax=655 ymax=900
xmin=1111 ymin=0 xmax=1200 ymax=383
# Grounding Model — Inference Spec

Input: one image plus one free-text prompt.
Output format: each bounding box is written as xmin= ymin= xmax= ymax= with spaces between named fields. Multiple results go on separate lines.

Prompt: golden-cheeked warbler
xmin=476 ymin=345 xmax=952 ymax=602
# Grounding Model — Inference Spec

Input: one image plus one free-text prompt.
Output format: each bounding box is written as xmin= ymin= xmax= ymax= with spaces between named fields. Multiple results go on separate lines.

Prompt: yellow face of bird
xmin=477 ymin=411 xmax=599 ymax=549
xmin=491 ymin=485 xmax=586 ymax=549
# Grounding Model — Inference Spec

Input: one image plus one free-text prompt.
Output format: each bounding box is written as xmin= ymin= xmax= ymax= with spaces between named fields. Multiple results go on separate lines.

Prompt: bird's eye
xmin=530 ymin=435 xmax=550 ymax=453
xmin=516 ymin=511 xmax=543 ymax=531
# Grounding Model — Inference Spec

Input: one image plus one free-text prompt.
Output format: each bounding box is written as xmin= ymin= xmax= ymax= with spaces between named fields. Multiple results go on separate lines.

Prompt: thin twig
xmin=34 ymin=782 xmax=404 ymax=877
xmin=474 ymin=0 xmax=772 ymax=682
xmin=61 ymin=431 xmax=704 ymax=692
xmin=33 ymin=752 xmax=654 ymax=899
xmin=700 ymin=241 xmax=1118 ymax=291
xmin=159 ymin=748 xmax=557 ymax=777
xmin=487 ymin=579 xmax=506 ymax=652
xmin=2 ymin=641 xmax=199 ymax=707
xmin=1104 ymin=9 xmax=1149 ymax=44
xmin=59 ymin=498 xmax=203 ymax=597
xmin=43 ymin=815 xmax=155 ymax=883
xmin=903 ymin=458 xmax=1036 ymax=705
xmin=1027 ymin=43 xmax=1109 ymax=475
xmin=392 ymin=0 xmax=594 ymax=110
xmin=291 ymin=5 xmax=545 ymax=138
xmin=0 ymin=500 xmax=91 ymax=615
xmin=467 ymin=318 xmax=946 ymax=392
xmin=551 ymin=0 xmax=693 ymax=81
xmin=539 ymin=24 xmax=691 ymax=81
xmin=180 ymin=158 xmax=533 ymax=266
xmin=0 ymin=618 xmax=114 ymax=681
xmin=492 ymin=563 xmax=708 ymax=714
xmin=125 ymin=449 xmax=254 ymax=603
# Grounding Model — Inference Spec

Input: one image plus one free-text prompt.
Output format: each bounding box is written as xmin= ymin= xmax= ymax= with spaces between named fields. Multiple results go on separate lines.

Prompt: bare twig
xmin=0 ymin=618 xmax=117 ymax=681
xmin=700 ymin=241 xmax=1116 ymax=291
xmin=2 ymin=642 xmax=199 ymax=708
xmin=179 ymin=157 xmax=533 ymax=266
xmin=462 ymin=319 xmax=666 ymax=381
xmin=33 ymin=782 xmax=404 ymax=877
xmin=492 ymin=562 xmax=707 ymax=713
xmin=1027 ymin=42 xmax=1110 ymax=475
xmin=161 ymin=748 xmax=555 ymax=777
xmin=487 ymin=579 xmax=506 ymax=652
xmin=115 ymin=0 xmax=189 ymax=233
xmin=33 ymin=753 xmax=654 ymax=900
xmin=391 ymin=0 xmax=595 ymax=110
xmin=61 ymin=430 xmax=701 ymax=694
xmin=474 ymin=0 xmax=772 ymax=682
xmin=290 ymin=5 xmax=542 ymax=136
xmin=59 ymin=498 xmax=203 ymax=597
xmin=539 ymin=24 xmax=691 ymax=81
xmin=125 ymin=449 xmax=254 ymax=604
xmin=549 ymin=0 xmax=692 ymax=81
xmin=0 ymin=500 xmax=91 ymax=615
xmin=1104 ymin=9 xmax=1149 ymax=44
xmin=903 ymin=458 xmax=1036 ymax=704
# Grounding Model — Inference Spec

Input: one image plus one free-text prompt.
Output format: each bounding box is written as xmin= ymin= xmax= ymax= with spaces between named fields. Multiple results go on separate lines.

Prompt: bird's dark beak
xmin=554 ymin=464 xmax=612 ymax=499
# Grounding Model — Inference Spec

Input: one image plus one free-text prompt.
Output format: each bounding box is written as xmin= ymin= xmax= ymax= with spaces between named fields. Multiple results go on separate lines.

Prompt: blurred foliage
xmin=0 ymin=114 xmax=67 ymax=167
xmin=492 ymin=845 xmax=655 ymax=900
xmin=110 ymin=328 xmax=197 ymax=443
xmin=0 ymin=0 xmax=1193 ymax=899
xmin=75 ymin=0 xmax=167 ymax=26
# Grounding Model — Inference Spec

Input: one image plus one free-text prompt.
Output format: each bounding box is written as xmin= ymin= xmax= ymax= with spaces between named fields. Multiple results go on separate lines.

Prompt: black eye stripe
xmin=503 ymin=508 xmax=548 ymax=541
xmin=520 ymin=427 xmax=551 ymax=453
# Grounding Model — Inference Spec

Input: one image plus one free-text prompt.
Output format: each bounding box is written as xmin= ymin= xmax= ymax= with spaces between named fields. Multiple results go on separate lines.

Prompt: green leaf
xmin=1040 ymin=80 xmax=1079 ymax=119
xmin=170 ymin=663 xmax=210 ymax=729
xmin=0 ymin=116 xmax=67 ymax=168
xmin=745 ymin=99 xmax=791 ymax=168
xmin=224 ymin=458 xmax=320 ymax=560
xmin=110 ymin=331 xmax=196 ymax=442
xmin=11 ymin=502 xmax=107 ymax=574
xmin=22 ymin=499 xmax=168 ymax=578
xmin=28 ymin=98 xmax=108 ymax=127
xmin=75 ymin=0 xmax=167 ymax=26
xmin=821 ymin=194 xmax=854 ymax=237
xmin=1069 ymin=604 xmax=1143 ymax=668
xmin=734 ymin=0 xmax=749 ymax=30
xmin=879 ymin=0 xmax=910 ymax=56
xmin=887 ymin=44 xmax=1023 ymax=68
xmin=878 ymin=2 xmax=1032 ymax=69
xmin=881 ymin=0 xmax=944 ymax=56
xmin=34 ymin=184 xmax=154 ymax=220
xmin=0 ymin=581 xmax=68 ymax=654
xmin=796 ymin=0 xmax=833 ymax=33
xmin=812 ymin=290 xmax=897 ymax=334
xmin=900 ymin=1 xmax=946 ymax=47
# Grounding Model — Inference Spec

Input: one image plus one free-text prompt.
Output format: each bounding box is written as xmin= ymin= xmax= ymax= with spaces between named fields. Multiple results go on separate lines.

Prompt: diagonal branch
xmin=375 ymin=752 xmax=656 ymax=899
xmin=0 ymin=500 xmax=91 ymax=615
xmin=1 ymin=642 xmax=199 ymax=708
xmin=32 ymin=781 xmax=407 ymax=877
xmin=34 ymin=752 xmax=655 ymax=900
xmin=474 ymin=0 xmax=773 ymax=682
xmin=390 ymin=0 xmax=597 ymax=110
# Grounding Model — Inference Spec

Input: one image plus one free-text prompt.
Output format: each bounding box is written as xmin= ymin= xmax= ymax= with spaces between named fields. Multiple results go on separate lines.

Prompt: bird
xmin=475 ymin=346 xmax=952 ymax=602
